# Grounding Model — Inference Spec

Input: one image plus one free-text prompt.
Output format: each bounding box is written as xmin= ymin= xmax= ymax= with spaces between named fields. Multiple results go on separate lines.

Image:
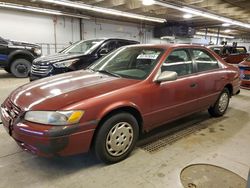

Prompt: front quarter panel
xmin=62 ymin=81 xmax=152 ymax=129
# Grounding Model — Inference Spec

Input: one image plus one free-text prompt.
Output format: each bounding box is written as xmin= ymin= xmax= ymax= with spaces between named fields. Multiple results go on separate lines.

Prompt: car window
xmin=193 ymin=49 xmax=219 ymax=72
xmin=236 ymin=47 xmax=247 ymax=54
xmin=117 ymin=41 xmax=130 ymax=48
xmin=211 ymin=47 xmax=221 ymax=55
xmin=61 ymin=39 xmax=104 ymax=54
xmin=161 ymin=49 xmax=193 ymax=77
xmin=101 ymin=41 xmax=118 ymax=53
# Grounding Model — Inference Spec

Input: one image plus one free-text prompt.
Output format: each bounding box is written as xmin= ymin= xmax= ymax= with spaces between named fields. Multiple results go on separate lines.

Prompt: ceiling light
xmin=196 ymin=31 xmax=234 ymax=39
xmin=153 ymin=1 xmax=250 ymax=29
xmin=38 ymin=0 xmax=165 ymax=23
xmin=224 ymin=29 xmax=231 ymax=33
xmin=183 ymin=14 xmax=193 ymax=19
xmin=0 ymin=2 xmax=90 ymax=19
xmin=142 ymin=0 xmax=155 ymax=6
xmin=0 ymin=2 xmax=62 ymax=15
xmin=222 ymin=23 xmax=231 ymax=27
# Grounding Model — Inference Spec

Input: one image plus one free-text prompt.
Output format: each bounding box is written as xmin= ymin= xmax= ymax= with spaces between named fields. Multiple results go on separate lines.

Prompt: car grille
xmin=31 ymin=64 xmax=52 ymax=76
xmin=242 ymin=74 xmax=250 ymax=80
xmin=4 ymin=98 xmax=22 ymax=119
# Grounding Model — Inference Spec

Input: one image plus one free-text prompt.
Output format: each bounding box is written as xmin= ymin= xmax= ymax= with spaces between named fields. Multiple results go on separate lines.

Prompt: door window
xmin=101 ymin=41 xmax=118 ymax=53
xmin=192 ymin=49 xmax=219 ymax=72
xmin=161 ymin=49 xmax=193 ymax=76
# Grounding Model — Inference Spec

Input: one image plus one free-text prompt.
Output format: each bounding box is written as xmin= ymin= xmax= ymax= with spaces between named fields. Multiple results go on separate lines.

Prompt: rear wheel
xmin=10 ymin=59 xmax=31 ymax=78
xmin=94 ymin=112 xmax=139 ymax=164
xmin=208 ymin=88 xmax=230 ymax=117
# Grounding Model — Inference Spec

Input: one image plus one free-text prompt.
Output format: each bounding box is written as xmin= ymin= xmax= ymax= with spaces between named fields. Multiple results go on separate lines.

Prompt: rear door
xmin=190 ymin=48 xmax=225 ymax=108
xmin=148 ymin=48 xmax=201 ymax=128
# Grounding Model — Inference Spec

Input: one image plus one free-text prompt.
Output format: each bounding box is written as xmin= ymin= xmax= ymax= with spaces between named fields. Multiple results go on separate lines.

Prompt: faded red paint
xmin=0 ymin=44 xmax=241 ymax=157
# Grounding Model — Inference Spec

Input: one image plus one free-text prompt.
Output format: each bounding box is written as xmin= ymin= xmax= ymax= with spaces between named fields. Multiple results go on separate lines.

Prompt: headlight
xmin=24 ymin=110 xmax=84 ymax=125
xmin=34 ymin=48 xmax=42 ymax=56
xmin=53 ymin=59 xmax=78 ymax=68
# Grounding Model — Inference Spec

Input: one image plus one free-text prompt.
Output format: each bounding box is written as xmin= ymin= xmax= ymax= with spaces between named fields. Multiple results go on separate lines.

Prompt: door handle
xmin=190 ymin=83 xmax=197 ymax=88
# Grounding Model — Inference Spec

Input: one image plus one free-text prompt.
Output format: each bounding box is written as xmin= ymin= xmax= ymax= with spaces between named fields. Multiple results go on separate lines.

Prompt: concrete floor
xmin=0 ymin=69 xmax=249 ymax=188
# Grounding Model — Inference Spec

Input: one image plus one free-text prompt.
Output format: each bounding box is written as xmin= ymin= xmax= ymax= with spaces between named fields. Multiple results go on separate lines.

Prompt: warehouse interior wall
xmin=0 ymin=9 xmax=155 ymax=54
xmin=1 ymin=9 xmax=248 ymax=55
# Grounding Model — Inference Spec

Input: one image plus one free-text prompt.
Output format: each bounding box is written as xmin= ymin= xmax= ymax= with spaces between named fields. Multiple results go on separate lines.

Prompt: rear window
xmin=236 ymin=47 xmax=247 ymax=54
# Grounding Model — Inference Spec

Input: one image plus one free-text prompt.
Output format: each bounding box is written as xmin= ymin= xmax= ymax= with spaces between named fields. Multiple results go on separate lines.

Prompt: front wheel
xmin=208 ymin=88 xmax=230 ymax=117
xmin=94 ymin=112 xmax=139 ymax=164
xmin=10 ymin=59 xmax=31 ymax=78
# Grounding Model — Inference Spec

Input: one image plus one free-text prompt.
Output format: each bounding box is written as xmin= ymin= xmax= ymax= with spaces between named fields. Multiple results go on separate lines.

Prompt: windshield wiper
xmin=96 ymin=69 xmax=121 ymax=78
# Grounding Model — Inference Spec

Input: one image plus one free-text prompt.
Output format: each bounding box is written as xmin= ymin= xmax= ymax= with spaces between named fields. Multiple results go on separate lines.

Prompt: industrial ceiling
xmin=0 ymin=0 xmax=250 ymax=39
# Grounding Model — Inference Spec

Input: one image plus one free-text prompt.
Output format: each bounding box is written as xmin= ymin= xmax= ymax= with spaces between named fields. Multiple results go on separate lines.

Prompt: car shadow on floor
xmin=137 ymin=111 xmax=213 ymax=148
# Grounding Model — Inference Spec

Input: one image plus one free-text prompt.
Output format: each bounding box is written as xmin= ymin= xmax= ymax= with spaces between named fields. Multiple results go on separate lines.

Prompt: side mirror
xmin=155 ymin=71 xmax=177 ymax=83
xmin=99 ymin=48 xmax=109 ymax=56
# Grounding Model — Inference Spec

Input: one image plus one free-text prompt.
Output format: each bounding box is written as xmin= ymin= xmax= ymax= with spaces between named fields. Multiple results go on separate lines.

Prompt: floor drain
xmin=180 ymin=164 xmax=246 ymax=188
xmin=140 ymin=122 xmax=208 ymax=153
xmin=139 ymin=114 xmax=227 ymax=153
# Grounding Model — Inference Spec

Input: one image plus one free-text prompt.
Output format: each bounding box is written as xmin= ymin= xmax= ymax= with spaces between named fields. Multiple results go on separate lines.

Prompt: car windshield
xmin=60 ymin=39 xmax=104 ymax=54
xmin=90 ymin=46 xmax=164 ymax=80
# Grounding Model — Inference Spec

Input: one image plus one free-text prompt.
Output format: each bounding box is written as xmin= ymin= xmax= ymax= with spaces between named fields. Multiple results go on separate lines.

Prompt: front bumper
xmin=1 ymin=106 xmax=97 ymax=157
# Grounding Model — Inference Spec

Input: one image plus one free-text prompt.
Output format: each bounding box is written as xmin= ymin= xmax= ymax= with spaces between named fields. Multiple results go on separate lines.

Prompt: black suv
xmin=0 ymin=37 xmax=41 ymax=77
xmin=30 ymin=38 xmax=139 ymax=81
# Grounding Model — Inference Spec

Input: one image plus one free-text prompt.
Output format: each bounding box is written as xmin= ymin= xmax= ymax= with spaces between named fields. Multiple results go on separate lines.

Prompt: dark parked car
xmin=1 ymin=44 xmax=240 ymax=163
xmin=30 ymin=38 xmax=139 ymax=81
xmin=208 ymin=45 xmax=249 ymax=64
xmin=0 ymin=37 xmax=41 ymax=77
xmin=239 ymin=57 xmax=250 ymax=89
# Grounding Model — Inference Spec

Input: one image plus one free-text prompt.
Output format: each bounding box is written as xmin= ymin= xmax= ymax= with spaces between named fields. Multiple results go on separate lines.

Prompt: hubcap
xmin=16 ymin=64 xmax=28 ymax=74
xmin=106 ymin=122 xmax=134 ymax=157
xmin=218 ymin=92 xmax=229 ymax=113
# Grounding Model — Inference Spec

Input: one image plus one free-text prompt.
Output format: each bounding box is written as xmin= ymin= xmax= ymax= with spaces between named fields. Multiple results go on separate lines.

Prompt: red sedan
xmin=239 ymin=57 xmax=250 ymax=89
xmin=0 ymin=44 xmax=240 ymax=163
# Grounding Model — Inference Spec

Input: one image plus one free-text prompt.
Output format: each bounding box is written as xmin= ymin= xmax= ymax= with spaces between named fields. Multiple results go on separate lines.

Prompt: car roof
xmin=208 ymin=45 xmax=246 ymax=48
xmin=126 ymin=43 xmax=205 ymax=50
xmin=95 ymin=38 xmax=139 ymax=43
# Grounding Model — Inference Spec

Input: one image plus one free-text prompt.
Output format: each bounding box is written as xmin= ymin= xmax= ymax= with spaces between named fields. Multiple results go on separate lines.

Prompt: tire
xmin=10 ymin=59 xmax=31 ymax=78
xmin=208 ymin=88 xmax=230 ymax=117
xmin=94 ymin=112 xmax=139 ymax=164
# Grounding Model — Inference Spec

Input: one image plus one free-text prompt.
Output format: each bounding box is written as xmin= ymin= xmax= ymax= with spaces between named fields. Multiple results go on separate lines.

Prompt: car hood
xmin=8 ymin=70 xmax=140 ymax=111
xmin=8 ymin=40 xmax=40 ymax=49
xmin=33 ymin=53 xmax=86 ymax=64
